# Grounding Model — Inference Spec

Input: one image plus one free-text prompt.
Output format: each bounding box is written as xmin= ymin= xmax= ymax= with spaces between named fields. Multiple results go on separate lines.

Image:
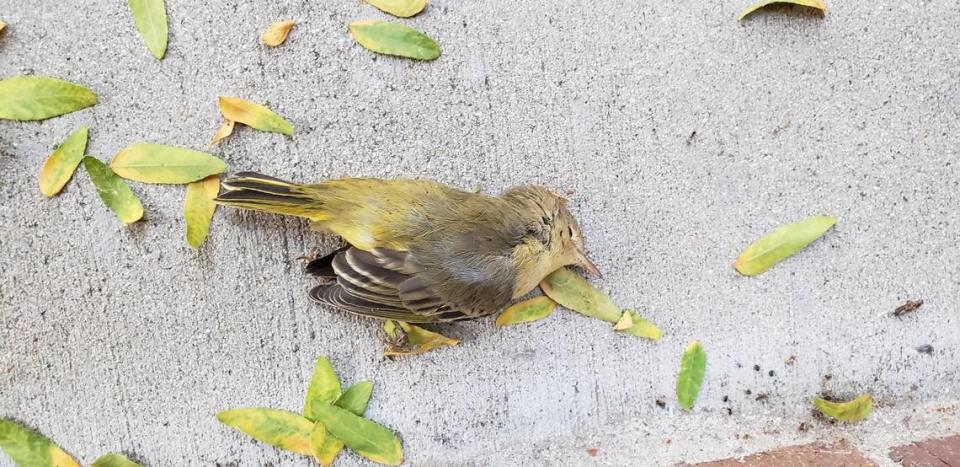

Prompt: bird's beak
xmin=576 ymin=249 xmax=602 ymax=277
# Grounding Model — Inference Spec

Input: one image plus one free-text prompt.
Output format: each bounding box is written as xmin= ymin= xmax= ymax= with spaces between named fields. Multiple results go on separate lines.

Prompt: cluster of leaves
xmin=217 ymin=356 xmax=402 ymax=465
xmin=0 ymin=418 xmax=138 ymax=467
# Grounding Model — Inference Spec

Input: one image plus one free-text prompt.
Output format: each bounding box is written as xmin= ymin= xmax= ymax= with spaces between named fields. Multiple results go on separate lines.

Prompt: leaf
xmin=110 ymin=142 xmax=227 ymax=184
xmin=127 ymin=0 xmax=168 ymax=59
xmin=496 ymin=296 xmax=557 ymax=327
xmin=676 ymin=340 xmax=707 ymax=411
xmin=813 ymin=394 xmax=873 ymax=422
xmin=348 ymin=20 xmax=441 ymax=61
xmin=309 ymin=404 xmax=403 ymax=465
xmin=303 ymin=356 xmax=342 ymax=422
xmin=92 ymin=453 xmax=140 ymax=467
xmin=738 ymin=0 xmax=826 ymax=20
xmin=613 ymin=309 xmax=662 ymax=341
xmin=539 ymin=267 xmax=621 ymax=322
xmin=0 ymin=76 xmax=97 ymax=121
xmin=734 ymin=215 xmax=836 ymax=276
xmin=0 ymin=418 xmax=81 ymax=467
xmin=0 ymin=20 xmax=6 ymax=34
xmin=218 ymin=97 xmax=294 ymax=136
xmin=209 ymin=119 xmax=235 ymax=147
xmin=39 ymin=127 xmax=89 ymax=197
xmin=184 ymin=175 xmax=220 ymax=248
xmin=262 ymin=20 xmax=295 ymax=47
xmin=82 ymin=157 xmax=144 ymax=225
xmin=383 ymin=321 xmax=459 ymax=356
xmin=216 ymin=408 xmax=314 ymax=455
xmin=366 ymin=0 xmax=428 ymax=18
xmin=313 ymin=381 xmax=374 ymax=465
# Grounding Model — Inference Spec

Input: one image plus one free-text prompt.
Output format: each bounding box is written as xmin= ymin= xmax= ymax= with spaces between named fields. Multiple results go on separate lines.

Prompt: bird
xmin=215 ymin=172 xmax=600 ymax=323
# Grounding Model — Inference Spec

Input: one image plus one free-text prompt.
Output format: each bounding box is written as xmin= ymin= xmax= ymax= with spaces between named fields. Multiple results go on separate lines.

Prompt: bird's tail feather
xmin=216 ymin=172 xmax=323 ymax=219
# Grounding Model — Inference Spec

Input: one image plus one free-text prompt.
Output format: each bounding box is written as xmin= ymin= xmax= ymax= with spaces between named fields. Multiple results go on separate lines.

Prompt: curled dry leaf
xmin=92 ymin=453 xmax=140 ymax=467
xmin=183 ymin=175 xmax=220 ymax=248
xmin=0 ymin=76 xmax=96 ymax=121
xmin=383 ymin=320 xmax=459 ymax=356
xmin=613 ymin=309 xmax=662 ymax=341
xmin=366 ymin=0 xmax=428 ymax=18
xmin=496 ymin=296 xmax=557 ymax=327
xmin=309 ymin=404 xmax=403 ymax=466
xmin=127 ymin=0 xmax=168 ymax=59
xmin=216 ymin=408 xmax=315 ymax=455
xmin=348 ymin=20 xmax=441 ymax=61
xmin=540 ymin=267 xmax=621 ymax=322
xmin=303 ymin=356 xmax=342 ymax=422
xmin=262 ymin=20 xmax=295 ymax=47
xmin=313 ymin=381 xmax=374 ymax=466
xmin=676 ymin=340 xmax=706 ymax=411
xmin=813 ymin=394 xmax=873 ymax=422
xmin=738 ymin=0 xmax=826 ymax=21
xmin=0 ymin=418 xmax=81 ymax=467
xmin=734 ymin=215 xmax=835 ymax=276
xmin=219 ymin=97 xmax=294 ymax=136
xmin=209 ymin=119 xmax=235 ymax=147
xmin=82 ymin=157 xmax=144 ymax=225
xmin=39 ymin=127 xmax=89 ymax=197
xmin=110 ymin=142 xmax=227 ymax=184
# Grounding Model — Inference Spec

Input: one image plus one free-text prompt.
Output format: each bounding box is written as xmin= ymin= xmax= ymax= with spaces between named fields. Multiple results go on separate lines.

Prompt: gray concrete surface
xmin=1 ymin=0 xmax=959 ymax=465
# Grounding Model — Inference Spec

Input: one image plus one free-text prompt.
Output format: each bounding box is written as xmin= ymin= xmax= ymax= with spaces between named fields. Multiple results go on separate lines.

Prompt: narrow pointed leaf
xmin=813 ymin=394 xmax=873 ymax=422
xmin=734 ymin=215 xmax=836 ymax=276
xmin=540 ymin=267 xmax=621 ymax=322
xmin=110 ymin=142 xmax=227 ymax=184
xmin=39 ymin=127 xmax=89 ymax=197
xmin=209 ymin=119 xmax=235 ymax=147
xmin=613 ymin=309 xmax=662 ymax=341
xmin=0 ymin=76 xmax=96 ymax=121
xmin=216 ymin=408 xmax=314 ymax=455
xmin=218 ymin=97 xmax=294 ymax=136
xmin=262 ymin=20 xmax=295 ymax=47
xmin=313 ymin=381 xmax=375 ymax=465
xmin=303 ymin=356 xmax=342 ymax=421
xmin=92 ymin=453 xmax=140 ymax=467
xmin=383 ymin=321 xmax=459 ymax=356
xmin=676 ymin=340 xmax=707 ymax=411
xmin=349 ymin=20 xmax=440 ymax=61
xmin=0 ymin=418 xmax=81 ymax=467
xmin=366 ymin=0 xmax=428 ymax=18
xmin=184 ymin=175 xmax=220 ymax=248
xmin=310 ymin=404 xmax=403 ymax=465
xmin=496 ymin=296 xmax=557 ymax=327
xmin=83 ymin=157 xmax=144 ymax=224
xmin=738 ymin=0 xmax=826 ymax=20
xmin=127 ymin=0 xmax=168 ymax=59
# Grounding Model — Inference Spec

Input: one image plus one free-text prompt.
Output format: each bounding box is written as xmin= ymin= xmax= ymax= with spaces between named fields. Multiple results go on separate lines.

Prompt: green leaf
xmin=183 ymin=175 xmax=219 ymax=248
xmin=309 ymin=404 xmax=403 ymax=465
xmin=734 ymin=215 xmax=836 ymax=276
xmin=303 ymin=356 xmax=342 ymax=422
xmin=82 ymin=157 xmax=144 ymax=225
xmin=216 ymin=408 xmax=314 ymax=455
xmin=813 ymin=394 xmax=873 ymax=422
xmin=110 ymin=142 xmax=227 ymax=184
xmin=738 ymin=0 xmax=827 ymax=21
xmin=0 ymin=418 xmax=81 ymax=467
xmin=92 ymin=453 xmax=140 ymax=467
xmin=539 ymin=267 xmax=621 ymax=322
xmin=366 ymin=0 xmax=428 ymax=18
xmin=349 ymin=20 xmax=440 ymax=61
xmin=613 ymin=309 xmax=662 ymax=341
xmin=496 ymin=296 xmax=557 ymax=327
xmin=312 ymin=381 xmax=375 ymax=465
xmin=0 ymin=76 xmax=96 ymax=121
xmin=383 ymin=321 xmax=459 ymax=357
xmin=127 ymin=0 xmax=168 ymax=59
xmin=218 ymin=97 xmax=294 ymax=136
xmin=39 ymin=127 xmax=89 ymax=197
xmin=676 ymin=340 xmax=707 ymax=411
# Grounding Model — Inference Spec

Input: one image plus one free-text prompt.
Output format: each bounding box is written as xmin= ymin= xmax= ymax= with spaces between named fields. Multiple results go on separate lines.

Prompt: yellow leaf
xmin=262 ymin=20 xmax=295 ymax=47
xmin=383 ymin=321 xmax=458 ymax=356
xmin=734 ymin=215 xmax=836 ymax=276
xmin=110 ymin=142 xmax=227 ymax=184
xmin=218 ymin=96 xmax=294 ymax=136
xmin=366 ymin=0 xmax=428 ymax=18
xmin=613 ymin=309 xmax=662 ymax=341
xmin=183 ymin=175 xmax=220 ymax=248
xmin=82 ymin=157 xmax=144 ymax=225
xmin=496 ymin=296 xmax=556 ymax=327
xmin=813 ymin=394 xmax=873 ymax=422
xmin=39 ymin=127 xmax=89 ymax=197
xmin=348 ymin=20 xmax=441 ymax=61
xmin=540 ymin=267 xmax=621 ymax=322
xmin=209 ymin=119 xmax=235 ymax=147
xmin=737 ymin=0 xmax=826 ymax=21
xmin=0 ymin=418 xmax=81 ymax=467
xmin=216 ymin=408 xmax=314 ymax=455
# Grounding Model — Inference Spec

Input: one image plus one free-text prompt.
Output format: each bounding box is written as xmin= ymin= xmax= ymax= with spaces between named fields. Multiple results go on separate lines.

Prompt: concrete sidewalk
xmin=1 ymin=0 xmax=958 ymax=465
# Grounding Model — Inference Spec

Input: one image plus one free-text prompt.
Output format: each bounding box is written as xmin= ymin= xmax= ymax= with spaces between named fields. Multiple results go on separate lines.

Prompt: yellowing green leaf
xmin=262 ymin=20 xmax=295 ymax=47
xmin=613 ymin=309 xmax=662 ymax=341
xmin=82 ymin=157 xmax=144 ymax=225
xmin=209 ymin=119 xmax=235 ymax=147
xmin=92 ymin=453 xmax=140 ymax=467
xmin=496 ymin=296 xmax=557 ymax=327
xmin=127 ymin=0 xmax=168 ymax=59
xmin=0 ymin=418 xmax=81 ymax=467
xmin=349 ymin=20 xmax=441 ymax=61
xmin=110 ymin=142 xmax=227 ymax=184
xmin=813 ymin=394 xmax=873 ymax=422
xmin=184 ymin=175 xmax=220 ymax=248
xmin=313 ymin=381 xmax=375 ymax=465
xmin=676 ymin=340 xmax=706 ymax=411
xmin=734 ymin=215 xmax=836 ymax=276
xmin=0 ymin=76 xmax=96 ymax=121
xmin=218 ymin=97 xmax=294 ymax=136
xmin=39 ymin=127 xmax=89 ymax=197
xmin=216 ymin=408 xmax=314 ymax=455
xmin=310 ymin=404 xmax=403 ymax=465
xmin=539 ymin=267 xmax=621 ymax=322
xmin=383 ymin=321 xmax=459 ymax=356
xmin=738 ymin=0 xmax=826 ymax=20
xmin=303 ymin=356 xmax=342 ymax=422
xmin=366 ymin=0 xmax=428 ymax=18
